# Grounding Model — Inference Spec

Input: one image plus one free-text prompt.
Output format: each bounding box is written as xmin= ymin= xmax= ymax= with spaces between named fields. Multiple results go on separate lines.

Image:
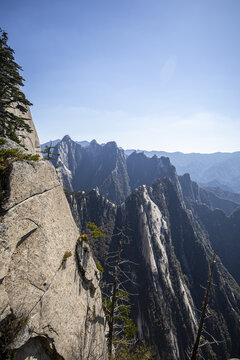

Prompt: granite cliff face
xmin=126 ymin=149 xmax=240 ymax=194
xmin=67 ymin=189 xmax=117 ymax=267
xmin=65 ymin=178 xmax=240 ymax=360
xmin=185 ymin=200 xmax=240 ymax=287
xmin=52 ymin=136 xmax=131 ymax=204
xmin=42 ymin=134 xmax=240 ymax=359
xmin=126 ymin=151 xmax=177 ymax=190
xmin=179 ymin=173 xmax=240 ymax=216
xmin=0 ymin=123 xmax=107 ymax=359
xmin=51 ymin=137 xmax=183 ymax=206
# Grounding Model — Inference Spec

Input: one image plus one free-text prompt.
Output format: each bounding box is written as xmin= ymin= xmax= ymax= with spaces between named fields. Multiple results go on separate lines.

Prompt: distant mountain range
xmin=41 ymin=136 xmax=240 ymax=215
xmin=41 ymin=137 xmax=240 ymax=194
xmin=126 ymin=149 xmax=240 ymax=193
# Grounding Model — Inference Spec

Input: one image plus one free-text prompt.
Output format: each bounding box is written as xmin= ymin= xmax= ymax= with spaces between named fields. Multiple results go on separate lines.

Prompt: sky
xmin=1 ymin=0 xmax=240 ymax=153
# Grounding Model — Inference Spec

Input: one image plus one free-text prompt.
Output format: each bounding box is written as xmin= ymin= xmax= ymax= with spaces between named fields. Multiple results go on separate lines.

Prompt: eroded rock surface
xmin=0 ymin=150 xmax=107 ymax=359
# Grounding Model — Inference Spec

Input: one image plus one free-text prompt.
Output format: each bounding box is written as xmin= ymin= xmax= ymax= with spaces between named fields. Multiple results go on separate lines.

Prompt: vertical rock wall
xmin=0 ymin=121 xmax=107 ymax=359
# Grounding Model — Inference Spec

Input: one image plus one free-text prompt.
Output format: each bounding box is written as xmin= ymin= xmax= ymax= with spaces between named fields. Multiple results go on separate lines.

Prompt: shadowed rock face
xmin=51 ymin=137 xmax=183 ymax=205
xmin=126 ymin=148 xmax=240 ymax=194
xmin=0 ymin=136 xmax=107 ymax=358
xmin=126 ymin=151 xmax=177 ymax=190
xmin=42 ymin=135 xmax=240 ymax=358
xmin=52 ymin=136 xmax=131 ymax=204
xmin=179 ymin=173 xmax=240 ymax=216
xmin=52 ymin=137 xmax=240 ymax=215
xmin=66 ymin=178 xmax=240 ymax=360
xmin=189 ymin=203 xmax=240 ymax=286
xmin=66 ymin=189 xmax=117 ymax=267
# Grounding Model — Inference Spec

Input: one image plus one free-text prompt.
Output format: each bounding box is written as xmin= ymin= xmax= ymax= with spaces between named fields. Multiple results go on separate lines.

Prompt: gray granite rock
xmin=0 ymin=136 xmax=107 ymax=359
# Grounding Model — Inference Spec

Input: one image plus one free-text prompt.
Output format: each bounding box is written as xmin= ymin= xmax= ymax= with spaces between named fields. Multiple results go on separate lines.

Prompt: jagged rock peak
xmin=179 ymin=172 xmax=240 ymax=216
xmin=90 ymin=139 xmax=98 ymax=146
xmin=105 ymin=140 xmax=118 ymax=148
xmin=61 ymin=134 xmax=72 ymax=142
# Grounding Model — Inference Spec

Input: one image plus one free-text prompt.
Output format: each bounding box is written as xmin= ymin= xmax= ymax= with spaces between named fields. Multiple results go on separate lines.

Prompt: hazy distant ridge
xmin=41 ymin=138 xmax=240 ymax=193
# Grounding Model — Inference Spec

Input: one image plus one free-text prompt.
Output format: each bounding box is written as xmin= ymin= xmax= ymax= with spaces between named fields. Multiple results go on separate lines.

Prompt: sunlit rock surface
xmin=0 ymin=126 xmax=107 ymax=359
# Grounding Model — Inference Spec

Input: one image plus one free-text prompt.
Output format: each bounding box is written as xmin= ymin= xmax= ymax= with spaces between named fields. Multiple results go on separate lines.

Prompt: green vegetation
xmin=87 ymin=222 xmax=106 ymax=239
xmin=96 ymin=262 xmax=104 ymax=273
xmin=0 ymin=147 xmax=39 ymax=170
xmin=58 ymin=251 xmax=72 ymax=270
xmin=103 ymin=288 xmax=137 ymax=341
xmin=0 ymin=29 xmax=33 ymax=145
xmin=115 ymin=341 xmax=155 ymax=360
xmin=79 ymin=234 xmax=88 ymax=243
xmin=42 ymin=142 xmax=59 ymax=161
xmin=0 ymin=138 xmax=7 ymax=145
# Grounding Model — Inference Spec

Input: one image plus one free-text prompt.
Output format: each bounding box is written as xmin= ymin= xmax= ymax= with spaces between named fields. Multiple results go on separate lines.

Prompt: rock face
xmin=126 ymin=148 xmax=240 ymax=194
xmin=67 ymin=189 xmax=117 ymax=267
xmin=14 ymin=105 xmax=42 ymax=158
xmin=126 ymin=151 xmax=177 ymax=190
xmin=179 ymin=173 xmax=240 ymax=216
xmin=187 ymin=201 xmax=240 ymax=287
xmin=0 ymin=137 xmax=107 ymax=358
xmin=51 ymin=137 xmax=183 ymax=206
xmin=67 ymin=179 xmax=240 ymax=360
xmin=202 ymin=186 xmax=240 ymax=204
xmin=52 ymin=136 xmax=131 ymax=204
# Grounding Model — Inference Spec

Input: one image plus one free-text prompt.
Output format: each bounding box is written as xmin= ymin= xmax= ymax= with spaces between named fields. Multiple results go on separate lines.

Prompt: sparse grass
xmin=58 ymin=251 xmax=72 ymax=270
xmin=96 ymin=262 xmax=104 ymax=273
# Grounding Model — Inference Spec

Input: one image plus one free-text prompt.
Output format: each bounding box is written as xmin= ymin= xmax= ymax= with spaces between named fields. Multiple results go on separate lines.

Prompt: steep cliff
xmin=179 ymin=173 xmax=240 ymax=215
xmin=67 ymin=189 xmax=117 ymax=267
xmin=115 ymin=180 xmax=240 ymax=359
xmin=51 ymin=137 xmax=185 ymax=206
xmin=126 ymin=152 xmax=177 ymax=190
xmin=66 ymin=179 xmax=240 ymax=360
xmin=0 ymin=125 xmax=107 ymax=359
xmin=52 ymin=136 xmax=131 ymax=204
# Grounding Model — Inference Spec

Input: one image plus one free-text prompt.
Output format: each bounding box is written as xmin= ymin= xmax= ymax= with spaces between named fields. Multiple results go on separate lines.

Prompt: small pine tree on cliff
xmin=0 ymin=28 xmax=32 ymax=144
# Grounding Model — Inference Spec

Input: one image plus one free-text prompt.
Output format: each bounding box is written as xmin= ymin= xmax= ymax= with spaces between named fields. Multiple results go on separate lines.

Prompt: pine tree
xmin=0 ymin=28 xmax=32 ymax=144
xmin=42 ymin=141 xmax=60 ymax=161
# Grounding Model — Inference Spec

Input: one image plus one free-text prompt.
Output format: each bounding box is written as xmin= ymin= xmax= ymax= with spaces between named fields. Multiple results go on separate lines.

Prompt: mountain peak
xmin=105 ymin=141 xmax=118 ymax=149
xmin=90 ymin=139 xmax=98 ymax=146
xmin=62 ymin=135 xmax=72 ymax=142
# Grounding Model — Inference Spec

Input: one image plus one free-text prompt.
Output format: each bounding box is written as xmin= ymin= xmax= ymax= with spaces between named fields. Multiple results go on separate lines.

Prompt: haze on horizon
xmin=1 ymin=0 xmax=240 ymax=153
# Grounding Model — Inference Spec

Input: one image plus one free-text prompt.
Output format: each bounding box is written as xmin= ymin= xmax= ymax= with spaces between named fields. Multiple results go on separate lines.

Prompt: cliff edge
xmin=0 ymin=114 xmax=107 ymax=359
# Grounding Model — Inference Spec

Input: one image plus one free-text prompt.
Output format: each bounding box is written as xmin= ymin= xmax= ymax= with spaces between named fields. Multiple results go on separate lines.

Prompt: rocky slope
xmin=66 ymin=179 xmax=240 ymax=360
xmin=203 ymin=186 xmax=240 ymax=204
xmin=50 ymin=137 xmax=239 ymax=216
xmin=186 ymin=202 xmax=240 ymax=287
xmin=0 ymin=124 xmax=107 ymax=359
xmin=126 ymin=148 xmax=240 ymax=193
xmin=179 ymin=173 xmax=240 ymax=216
xmin=45 ymin=137 xmax=240 ymax=194
xmin=52 ymin=136 xmax=131 ymax=204
xmin=67 ymin=189 xmax=117 ymax=267
xmin=126 ymin=151 xmax=178 ymax=190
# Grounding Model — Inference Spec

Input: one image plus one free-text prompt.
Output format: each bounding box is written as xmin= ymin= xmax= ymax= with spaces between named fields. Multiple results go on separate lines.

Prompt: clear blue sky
xmin=1 ymin=0 xmax=240 ymax=152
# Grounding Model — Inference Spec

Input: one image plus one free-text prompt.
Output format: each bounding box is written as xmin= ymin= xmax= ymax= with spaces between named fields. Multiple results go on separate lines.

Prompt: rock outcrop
xmin=0 ymin=121 xmax=107 ymax=359
xmin=67 ymin=178 xmax=240 ymax=360
xmin=13 ymin=105 xmax=42 ymax=158
xmin=52 ymin=136 xmax=131 ymax=204
xmin=67 ymin=189 xmax=117 ymax=267
xmin=179 ymin=173 xmax=240 ymax=215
